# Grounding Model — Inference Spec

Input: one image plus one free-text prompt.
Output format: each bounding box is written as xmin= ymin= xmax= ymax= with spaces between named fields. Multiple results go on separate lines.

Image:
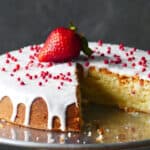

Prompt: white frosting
xmin=0 ymin=42 xmax=149 ymax=131
xmin=0 ymin=45 xmax=78 ymax=131
xmin=86 ymin=42 xmax=150 ymax=80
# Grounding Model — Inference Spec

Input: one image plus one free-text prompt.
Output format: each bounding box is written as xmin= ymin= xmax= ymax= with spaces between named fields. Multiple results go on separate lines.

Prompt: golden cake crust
xmin=0 ymin=96 xmax=81 ymax=131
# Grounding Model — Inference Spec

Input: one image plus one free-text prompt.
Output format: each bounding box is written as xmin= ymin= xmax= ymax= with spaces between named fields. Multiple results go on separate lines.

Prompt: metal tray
xmin=0 ymin=104 xmax=150 ymax=149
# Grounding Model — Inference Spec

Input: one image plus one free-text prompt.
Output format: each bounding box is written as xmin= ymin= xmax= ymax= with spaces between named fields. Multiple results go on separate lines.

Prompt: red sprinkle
xmin=1 ymin=67 xmax=6 ymax=72
xmin=45 ymin=79 xmax=48 ymax=82
xmin=67 ymin=72 xmax=71 ymax=76
xmin=68 ymin=78 xmax=72 ymax=82
xmin=6 ymin=52 xmax=11 ymax=58
xmin=17 ymin=77 xmax=21 ymax=81
xmin=6 ymin=59 xmax=10 ymax=64
xmin=128 ymin=57 xmax=132 ymax=62
xmin=48 ymin=74 xmax=52 ymax=78
xmin=34 ymin=75 xmax=38 ymax=79
xmin=13 ymin=68 xmax=17 ymax=72
xmin=38 ymin=63 xmax=44 ymax=68
xmin=35 ymin=45 xmax=41 ymax=51
xmin=103 ymin=59 xmax=109 ymax=64
xmin=141 ymin=56 xmax=146 ymax=61
xmin=19 ymin=48 xmax=23 ymax=53
xmin=100 ymin=53 xmax=105 ymax=57
xmin=56 ymin=75 xmax=60 ymax=79
xmin=20 ymin=81 xmax=25 ymax=86
xmin=132 ymin=63 xmax=136 ymax=67
xmin=57 ymin=86 xmax=61 ymax=90
xmin=107 ymin=47 xmax=111 ymax=54
xmin=90 ymin=55 xmax=95 ymax=59
xmin=38 ymin=82 xmax=42 ymax=86
xmin=34 ymin=53 xmax=38 ymax=57
xmin=98 ymin=40 xmax=103 ymax=46
xmin=119 ymin=43 xmax=124 ymax=51
xmin=25 ymin=66 xmax=29 ymax=70
xmin=147 ymin=50 xmax=150 ymax=55
xmin=11 ymin=56 xmax=18 ymax=62
xmin=148 ymin=73 xmax=150 ymax=78
xmin=130 ymin=51 xmax=134 ymax=55
xmin=16 ymin=64 xmax=20 ymax=70
xmin=125 ymin=53 xmax=129 ymax=57
xmin=26 ymin=73 xmax=30 ymax=77
xmin=68 ymin=62 xmax=72 ymax=66
xmin=60 ymin=82 xmax=64 ymax=86
xmin=138 ymin=61 xmax=141 ymax=65
xmin=47 ymin=62 xmax=53 ymax=67
xmin=142 ymin=68 xmax=146 ymax=72
xmin=133 ymin=47 xmax=137 ymax=52
xmin=29 ymin=76 xmax=33 ymax=80
xmin=29 ymin=55 xmax=35 ymax=60
xmin=84 ymin=61 xmax=90 ymax=67
xmin=10 ymin=73 xmax=14 ymax=77
xmin=30 ymin=45 xmax=35 ymax=51
xmin=122 ymin=63 xmax=127 ymax=67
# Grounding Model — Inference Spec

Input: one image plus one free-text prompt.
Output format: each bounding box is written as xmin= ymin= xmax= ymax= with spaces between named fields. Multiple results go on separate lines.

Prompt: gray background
xmin=0 ymin=0 xmax=150 ymax=149
xmin=0 ymin=0 xmax=150 ymax=53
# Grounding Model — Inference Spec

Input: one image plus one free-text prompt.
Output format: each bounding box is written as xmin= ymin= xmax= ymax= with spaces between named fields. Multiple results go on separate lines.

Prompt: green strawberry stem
xmin=69 ymin=22 xmax=77 ymax=31
xmin=69 ymin=23 xmax=93 ymax=56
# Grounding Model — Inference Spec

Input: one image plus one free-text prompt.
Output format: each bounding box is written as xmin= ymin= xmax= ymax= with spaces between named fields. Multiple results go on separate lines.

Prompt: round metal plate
xmin=0 ymin=104 xmax=150 ymax=149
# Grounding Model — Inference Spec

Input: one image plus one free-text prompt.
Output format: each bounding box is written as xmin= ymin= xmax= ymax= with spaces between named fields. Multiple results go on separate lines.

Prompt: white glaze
xmin=0 ymin=45 xmax=78 ymax=131
xmin=86 ymin=42 xmax=150 ymax=80
xmin=0 ymin=42 xmax=149 ymax=131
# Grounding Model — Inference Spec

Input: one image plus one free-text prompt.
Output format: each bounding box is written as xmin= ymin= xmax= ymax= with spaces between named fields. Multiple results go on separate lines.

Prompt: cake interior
xmin=79 ymin=65 xmax=150 ymax=113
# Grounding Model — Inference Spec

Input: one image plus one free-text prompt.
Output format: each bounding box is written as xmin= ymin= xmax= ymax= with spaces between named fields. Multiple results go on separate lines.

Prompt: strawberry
xmin=38 ymin=24 xmax=92 ymax=62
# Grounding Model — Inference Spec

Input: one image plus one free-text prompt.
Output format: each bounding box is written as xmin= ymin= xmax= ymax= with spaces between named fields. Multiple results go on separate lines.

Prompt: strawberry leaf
xmin=81 ymin=36 xmax=93 ymax=56
xmin=68 ymin=22 xmax=92 ymax=56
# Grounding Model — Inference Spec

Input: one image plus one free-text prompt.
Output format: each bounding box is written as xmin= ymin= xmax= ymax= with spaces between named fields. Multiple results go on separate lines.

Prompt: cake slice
xmin=80 ymin=42 xmax=150 ymax=113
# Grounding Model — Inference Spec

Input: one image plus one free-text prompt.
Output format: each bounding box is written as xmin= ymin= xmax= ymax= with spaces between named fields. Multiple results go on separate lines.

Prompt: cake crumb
xmin=77 ymin=139 xmax=80 ymax=143
xmin=36 ymin=137 xmax=39 ymax=141
xmin=97 ymin=128 xmax=104 ymax=134
xmin=96 ymin=128 xmax=104 ymax=142
xmin=96 ymin=134 xmax=103 ymax=142
xmin=59 ymin=134 xmax=65 ymax=144
xmin=105 ymin=128 xmax=110 ymax=132
xmin=128 ymin=112 xmax=139 ymax=117
xmin=87 ymin=131 xmax=92 ymax=137
xmin=118 ymin=133 xmax=126 ymax=141
xmin=0 ymin=123 xmax=3 ymax=129
xmin=67 ymin=132 xmax=71 ymax=138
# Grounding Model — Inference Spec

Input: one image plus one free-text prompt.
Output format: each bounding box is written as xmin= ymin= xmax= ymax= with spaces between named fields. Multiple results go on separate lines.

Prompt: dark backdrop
xmin=0 ymin=0 xmax=150 ymax=53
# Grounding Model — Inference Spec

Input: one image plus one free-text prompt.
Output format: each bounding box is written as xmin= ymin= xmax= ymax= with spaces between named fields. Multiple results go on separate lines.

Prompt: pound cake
xmin=0 ymin=25 xmax=150 ymax=131
xmin=0 ymin=41 xmax=150 ymax=131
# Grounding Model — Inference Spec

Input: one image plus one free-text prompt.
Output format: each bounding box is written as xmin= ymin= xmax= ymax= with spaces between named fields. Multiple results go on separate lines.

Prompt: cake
xmin=0 ymin=41 xmax=150 ymax=131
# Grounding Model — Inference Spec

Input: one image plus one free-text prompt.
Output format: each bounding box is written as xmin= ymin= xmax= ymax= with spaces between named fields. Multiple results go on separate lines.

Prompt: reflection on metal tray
xmin=0 ymin=103 xmax=150 ymax=149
